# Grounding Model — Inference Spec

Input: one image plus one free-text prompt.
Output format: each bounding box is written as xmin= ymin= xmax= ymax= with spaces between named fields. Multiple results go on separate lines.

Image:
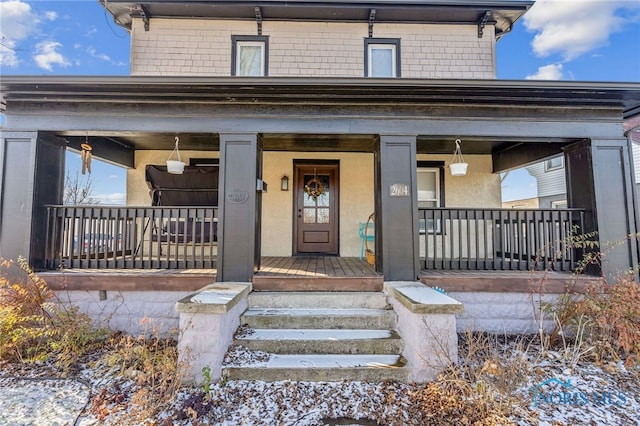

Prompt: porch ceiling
xmin=4 ymin=77 xmax=640 ymax=166
xmin=61 ymin=132 xmax=562 ymax=156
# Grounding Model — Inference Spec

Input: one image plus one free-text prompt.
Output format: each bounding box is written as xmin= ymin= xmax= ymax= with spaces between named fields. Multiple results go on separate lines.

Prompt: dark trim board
xmin=41 ymin=271 xmax=215 ymax=292
xmin=419 ymin=270 xmax=601 ymax=293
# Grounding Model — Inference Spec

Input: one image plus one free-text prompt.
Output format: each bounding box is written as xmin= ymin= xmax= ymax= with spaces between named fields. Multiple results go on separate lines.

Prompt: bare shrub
xmin=411 ymin=331 xmax=534 ymax=425
xmin=0 ymin=257 xmax=107 ymax=368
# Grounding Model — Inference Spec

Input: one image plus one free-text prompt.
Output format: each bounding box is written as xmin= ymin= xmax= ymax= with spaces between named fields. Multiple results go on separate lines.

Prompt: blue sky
xmin=2 ymin=0 xmax=640 ymax=203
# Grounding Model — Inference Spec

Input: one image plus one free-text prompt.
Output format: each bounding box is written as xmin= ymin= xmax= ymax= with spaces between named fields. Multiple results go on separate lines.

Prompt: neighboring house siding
xmin=633 ymin=143 xmax=640 ymax=184
xmin=525 ymin=162 xmax=566 ymax=198
xmin=130 ymin=19 xmax=495 ymax=78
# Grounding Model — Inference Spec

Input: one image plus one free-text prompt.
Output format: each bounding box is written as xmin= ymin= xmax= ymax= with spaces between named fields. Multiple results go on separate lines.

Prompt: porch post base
xmin=384 ymin=281 xmax=463 ymax=383
xmin=176 ymin=282 xmax=251 ymax=384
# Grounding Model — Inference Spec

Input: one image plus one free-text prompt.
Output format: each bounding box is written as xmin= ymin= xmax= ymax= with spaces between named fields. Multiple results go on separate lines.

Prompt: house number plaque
xmin=390 ymin=183 xmax=409 ymax=197
xmin=227 ymin=188 xmax=249 ymax=204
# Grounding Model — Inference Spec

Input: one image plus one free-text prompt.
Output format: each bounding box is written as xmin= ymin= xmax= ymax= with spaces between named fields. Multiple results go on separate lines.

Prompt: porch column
xmin=375 ymin=135 xmax=419 ymax=281
xmin=564 ymin=139 xmax=639 ymax=280
xmin=0 ymin=131 xmax=65 ymax=268
xmin=217 ymin=133 xmax=261 ymax=282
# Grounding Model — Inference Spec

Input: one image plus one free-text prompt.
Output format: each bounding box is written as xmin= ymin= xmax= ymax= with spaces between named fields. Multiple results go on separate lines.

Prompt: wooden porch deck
xmin=40 ymin=256 xmax=594 ymax=294
xmin=253 ymin=256 xmax=382 ymax=292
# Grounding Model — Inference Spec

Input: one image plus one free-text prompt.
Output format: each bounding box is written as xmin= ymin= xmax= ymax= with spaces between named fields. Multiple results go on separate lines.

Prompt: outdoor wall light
xmin=281 ymin=175 xmax=289 ymax=191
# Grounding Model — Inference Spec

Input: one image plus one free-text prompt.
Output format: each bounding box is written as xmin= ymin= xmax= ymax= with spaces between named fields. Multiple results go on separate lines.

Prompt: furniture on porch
xmin=145 ymin=165 xmax=219 ymax=249
xmin=358 ymin=218 xmax=375 ymax=259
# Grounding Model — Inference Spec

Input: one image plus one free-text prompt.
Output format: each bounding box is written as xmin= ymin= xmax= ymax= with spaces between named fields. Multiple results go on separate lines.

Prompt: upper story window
xmin=364 ymin=38 xmax=401 ymax=77
xmin=231 ymin=35 xmax=269 ymax=76
xmin=545 ymin=156 xmax=564 ymax=171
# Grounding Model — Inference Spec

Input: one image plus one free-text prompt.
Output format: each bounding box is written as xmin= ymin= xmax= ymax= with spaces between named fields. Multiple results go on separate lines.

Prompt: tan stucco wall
xmin=125 ymin=151 xmax=498 ymax=256
xmin=130 ymin=18 xmax=495 ymax=79
xmin=127 ymin=150 xmax=219 ymax=206
xmin=417 ymin=154 xmax=502 ymax=208
xmin=262 ymin=152 xmax=375 ymax=257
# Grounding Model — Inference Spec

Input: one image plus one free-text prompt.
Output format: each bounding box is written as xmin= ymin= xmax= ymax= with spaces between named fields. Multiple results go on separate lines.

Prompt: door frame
xmin=292 ymin=159 xmax=340 ymax=255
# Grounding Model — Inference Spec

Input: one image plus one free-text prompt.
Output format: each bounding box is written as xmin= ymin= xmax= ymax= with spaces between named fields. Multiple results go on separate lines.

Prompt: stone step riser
xmin=236 ymin=337 xmax=403 ymax=355
xmin=248 ymin=292 xmax=390 ymax=310
xmin=241 ymin=312 xmax=397 ymax=330
xmin=229 ymin=292 xmax=407 ymax=382
xmin=223 ymin=366 xmax=410 ymax=382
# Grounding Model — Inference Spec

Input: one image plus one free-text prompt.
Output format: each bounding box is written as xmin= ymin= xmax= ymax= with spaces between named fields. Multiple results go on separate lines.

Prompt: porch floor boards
xmin=253 ymin=256 xmax=382 ymax=292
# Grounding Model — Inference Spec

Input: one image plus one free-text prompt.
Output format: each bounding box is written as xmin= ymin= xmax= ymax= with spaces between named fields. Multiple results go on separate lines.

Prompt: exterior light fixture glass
xmin=449 ymin=139 xmax=468 ymax=176
xmin=281 ymin=175 xmax=289 ymax=191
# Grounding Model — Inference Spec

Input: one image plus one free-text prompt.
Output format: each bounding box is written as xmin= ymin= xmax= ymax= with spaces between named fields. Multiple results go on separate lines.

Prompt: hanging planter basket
xmin=449 ymin=139 xmax=468 ymax=176
xmin=167 ymin=136 xmax=186 ymax=174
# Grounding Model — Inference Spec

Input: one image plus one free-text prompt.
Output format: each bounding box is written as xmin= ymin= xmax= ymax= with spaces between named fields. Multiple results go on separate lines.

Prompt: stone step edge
xmin=222 ymin=367 xmax=410 ymax=382
xmin=248 ymin=291 xmax=390 ymax=309
xmin=241 ymin=308 xmax=395 ymax=316
xmin=236 ymin=328 xmax=399 ymax=340
xmin=224 ymin=353 xmax=406 ymax=368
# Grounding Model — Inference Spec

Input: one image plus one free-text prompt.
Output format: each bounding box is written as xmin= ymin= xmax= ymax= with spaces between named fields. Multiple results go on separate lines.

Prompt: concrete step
xmin=236 ymin=329 xmax=403 ymax=354
xmin=248 ymin=291 xmax=390 ymax=310
xmin=241 ymin=308 xmax=397 ymax=330
xmin=223 ymin=354 xmax=409 ymax=382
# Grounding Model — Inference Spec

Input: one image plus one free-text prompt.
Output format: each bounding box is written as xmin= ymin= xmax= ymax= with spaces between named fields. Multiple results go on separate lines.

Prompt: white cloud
xmin=0 ymin=39 xmax=19 ymax=67
xmin=44 ymin=11 xmax=57 ymax=21
xmin=0 ymin=0 xmax=39 ymax=67
xmin=524 ymin=0 xmax=640 ymax=61
xmin=34 ymin=41 xmax=70 ymax=71
xmin=87 ymin=46 xmax=110 ymax=62
xmin=0 ymin=0 xmax=39 ymax=40
xmin=526 ymin=63 xmax=565 ymax=80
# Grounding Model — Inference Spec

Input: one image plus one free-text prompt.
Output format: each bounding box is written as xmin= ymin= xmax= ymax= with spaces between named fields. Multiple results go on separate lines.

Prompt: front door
xmin=294 ymin=162 xmax=339 ymax=255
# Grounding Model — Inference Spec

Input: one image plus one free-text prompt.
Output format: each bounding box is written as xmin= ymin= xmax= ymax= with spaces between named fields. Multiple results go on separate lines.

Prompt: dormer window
xmin=365 ymin=38 xmax=401 ymax=77
xmin=232 ymin=35 xmax=269 ymax=76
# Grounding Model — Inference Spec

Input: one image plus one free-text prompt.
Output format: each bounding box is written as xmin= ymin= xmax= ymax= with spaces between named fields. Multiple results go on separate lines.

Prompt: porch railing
xmin=418 ymin=208 xmax=587 ymax=271
xmin=45 ymin=205 xmax=218 ymax=269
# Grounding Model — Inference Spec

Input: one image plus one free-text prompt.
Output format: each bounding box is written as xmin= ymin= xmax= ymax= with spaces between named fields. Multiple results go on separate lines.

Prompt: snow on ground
xmin=1 ymin=345 xmax=639 ymax=425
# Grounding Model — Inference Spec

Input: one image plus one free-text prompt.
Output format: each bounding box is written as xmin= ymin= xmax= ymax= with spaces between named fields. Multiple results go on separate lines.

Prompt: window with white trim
xmin=232 ymin=36 xmax=268 ymax=76
xmin=365 ymin=38 xmax=400 ymax=77
xmin=417 ymin=163 xmax=444 ymax=233
xmin=545 ymin=156 xmax=564 ymax=171
xmin=417 ymin=168 xmax=440 ymax=208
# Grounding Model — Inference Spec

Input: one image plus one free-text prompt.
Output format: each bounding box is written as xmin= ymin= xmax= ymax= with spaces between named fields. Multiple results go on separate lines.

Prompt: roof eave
xmin=2 ymin=76 xmax=639 ymax=116
xmin=98 ymin=0 xmax=533 ymax=37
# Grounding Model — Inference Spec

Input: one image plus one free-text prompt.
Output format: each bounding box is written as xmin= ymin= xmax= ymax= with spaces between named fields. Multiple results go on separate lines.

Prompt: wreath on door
xmin=304 ymin=169 xmax=325 ymax=199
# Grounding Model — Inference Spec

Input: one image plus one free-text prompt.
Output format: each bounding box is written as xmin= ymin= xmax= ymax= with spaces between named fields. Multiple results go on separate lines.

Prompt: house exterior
xmin=526 ymin=123 xmax=640 ymax=209
xmin=2 ymin=0 xmax=640 ymax=381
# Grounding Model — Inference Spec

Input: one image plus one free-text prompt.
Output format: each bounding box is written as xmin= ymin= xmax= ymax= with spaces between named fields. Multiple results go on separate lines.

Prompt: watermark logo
xmin=532 ymin=377 xmax=627 ymax=407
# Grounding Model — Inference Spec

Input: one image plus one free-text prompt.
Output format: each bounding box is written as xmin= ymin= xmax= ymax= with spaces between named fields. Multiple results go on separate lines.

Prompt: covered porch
xmin=42 ymin=204 xmax=586 ymax=276
xmin=2 ymin=77 xmax=640 ymax=284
